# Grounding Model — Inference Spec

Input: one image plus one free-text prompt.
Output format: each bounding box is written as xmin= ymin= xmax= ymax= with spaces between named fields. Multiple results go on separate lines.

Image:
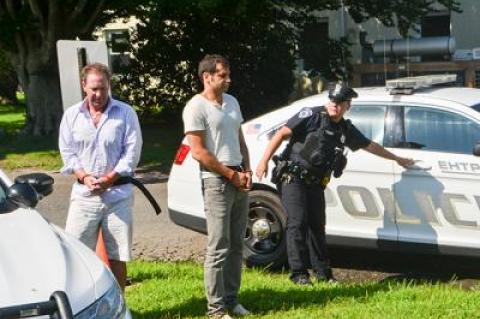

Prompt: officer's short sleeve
xmin=183 ymin=99 xmax=205 ymax=133
xmin=346 ymin=122 xmax=371 ymax=151
xmin=285 ymin=107 xmax=313 ymax=136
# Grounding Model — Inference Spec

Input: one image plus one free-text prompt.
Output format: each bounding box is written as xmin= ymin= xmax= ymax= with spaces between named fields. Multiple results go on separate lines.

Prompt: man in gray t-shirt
xmin=183 ymin=54 xmax=251 ymax=318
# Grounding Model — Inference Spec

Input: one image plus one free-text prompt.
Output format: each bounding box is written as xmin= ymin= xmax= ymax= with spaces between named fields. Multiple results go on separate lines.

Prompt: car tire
xmin=243 ymin=189 xmax=288 ymax=270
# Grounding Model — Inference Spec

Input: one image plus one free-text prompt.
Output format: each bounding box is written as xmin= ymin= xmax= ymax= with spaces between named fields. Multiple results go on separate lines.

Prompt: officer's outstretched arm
xmin=363 ymin=142 xmax=414 ymax=168
xmin=255 ymin=126 xmax=292 ymax=180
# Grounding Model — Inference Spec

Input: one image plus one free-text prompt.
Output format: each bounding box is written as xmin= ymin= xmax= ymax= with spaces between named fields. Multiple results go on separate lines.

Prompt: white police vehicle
xmin=0 ymin=170 xmax=131 ymax=318
xmin=168 ymin=75 xmax=480 ymax=269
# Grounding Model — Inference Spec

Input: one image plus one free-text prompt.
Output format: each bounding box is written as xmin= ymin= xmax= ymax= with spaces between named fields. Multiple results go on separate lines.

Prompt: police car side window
xmin=265 ymin=122 xmax=286 ymax=140
xmin=404 ymin=106 xmax=480 ymax=154
xmin=344 ymin=105 xmax=386 ymax=144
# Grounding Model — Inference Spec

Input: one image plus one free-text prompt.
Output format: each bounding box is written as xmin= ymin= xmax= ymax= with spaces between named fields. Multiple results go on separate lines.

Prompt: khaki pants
xmin=202 ymin=177 xmax=248 ymax=316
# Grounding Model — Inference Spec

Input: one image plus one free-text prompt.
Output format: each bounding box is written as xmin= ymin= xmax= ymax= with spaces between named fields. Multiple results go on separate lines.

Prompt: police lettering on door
xmin=325 ymin=185 xmax=480 ymax=228
xmin=439 ymin=161 xmax=480 ymax=175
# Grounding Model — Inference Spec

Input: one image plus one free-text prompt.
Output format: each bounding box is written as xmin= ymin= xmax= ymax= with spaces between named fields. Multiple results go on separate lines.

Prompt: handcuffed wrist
xmin=226 ymin=170 xmax=236 ymax=181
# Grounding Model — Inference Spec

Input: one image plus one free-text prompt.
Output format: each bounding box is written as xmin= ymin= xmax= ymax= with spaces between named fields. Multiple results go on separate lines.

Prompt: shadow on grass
xmin=128 ymin=266 xmax=171 ymax=284
xmin=139 ymin=122 xmax=184 ymax=172
xmin=0 ymin=134 xmax=59 ymax=160
xmin=0 ymin=120 xmax=184 ymax=172
xmin=330 ymin=246 xmax=480 ymax=281
xmin=130 ymin=282 xmax=392 ymax=318
xmin=0 ymin=104 xmax=24 ymax=115
xmin=380 ymin=273 xmax=480 ymax=291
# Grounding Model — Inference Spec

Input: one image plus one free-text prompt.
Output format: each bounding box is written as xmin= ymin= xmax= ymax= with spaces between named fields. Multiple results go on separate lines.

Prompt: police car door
xmin=329 ymin=103 xmax=398 ymax=246
xmin=391 ymin=103 xmax=480 ymax=255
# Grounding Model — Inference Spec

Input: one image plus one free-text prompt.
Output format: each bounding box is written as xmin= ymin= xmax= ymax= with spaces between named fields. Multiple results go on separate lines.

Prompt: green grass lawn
xmin=126 ymin=261 xmax=480 ymax=319
xmin=0 ymin=102 xmax=183 ymax=171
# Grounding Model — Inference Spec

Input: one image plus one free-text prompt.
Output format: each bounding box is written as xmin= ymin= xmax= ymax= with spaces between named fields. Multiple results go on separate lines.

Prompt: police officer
xmin=256 ymin=83 xmax=414 ymax=285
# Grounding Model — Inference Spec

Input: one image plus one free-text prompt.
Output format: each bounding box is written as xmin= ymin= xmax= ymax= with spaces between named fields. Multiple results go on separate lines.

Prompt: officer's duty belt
xmin=284 ymin=163 xmax=330 ymax=187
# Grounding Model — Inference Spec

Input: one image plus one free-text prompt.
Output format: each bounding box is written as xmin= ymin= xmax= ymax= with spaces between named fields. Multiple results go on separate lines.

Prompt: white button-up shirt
xmin=59 ymin=98 xmax=143 ymax=203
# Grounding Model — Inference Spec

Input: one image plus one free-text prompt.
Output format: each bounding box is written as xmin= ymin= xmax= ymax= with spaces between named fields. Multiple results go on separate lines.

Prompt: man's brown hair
xmin=81 ymin=63 xmax=112 ymax=83
xmin=198 ymin=54 xmax=230 ymax=83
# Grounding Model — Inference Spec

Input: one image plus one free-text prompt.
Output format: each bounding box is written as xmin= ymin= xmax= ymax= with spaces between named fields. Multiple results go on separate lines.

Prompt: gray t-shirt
xmin=183 ymin=93 xmax=244 ymax=178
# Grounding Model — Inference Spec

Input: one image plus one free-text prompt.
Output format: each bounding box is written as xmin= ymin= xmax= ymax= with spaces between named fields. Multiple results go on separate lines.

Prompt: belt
xmin=283 ymin=162 xmax=329 ymax=187
xmin=77 ymin=176 xmax=162 ymax=215
xmin=201 ymin=165 xmax=244 ymax=172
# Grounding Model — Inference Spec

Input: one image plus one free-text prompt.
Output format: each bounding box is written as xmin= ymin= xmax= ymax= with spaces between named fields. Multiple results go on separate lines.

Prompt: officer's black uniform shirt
xmin=285 ymin=106 xmax=371 ymax=152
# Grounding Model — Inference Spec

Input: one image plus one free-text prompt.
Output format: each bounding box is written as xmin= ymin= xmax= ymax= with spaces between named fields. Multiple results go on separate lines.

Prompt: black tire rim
xmin=245 ymin=200 xmax=283 ymax=255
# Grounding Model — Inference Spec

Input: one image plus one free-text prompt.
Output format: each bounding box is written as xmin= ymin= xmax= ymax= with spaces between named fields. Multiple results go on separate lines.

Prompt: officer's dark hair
xmin=328 ymin=82 xmax=358 ymax=103
xmin=198 ymin=54 xmax=230 ymax=83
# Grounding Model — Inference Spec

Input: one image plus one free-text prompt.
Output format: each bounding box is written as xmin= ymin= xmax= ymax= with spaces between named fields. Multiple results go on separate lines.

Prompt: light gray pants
xmin=202 ymin=177 xmax=249 ymax=316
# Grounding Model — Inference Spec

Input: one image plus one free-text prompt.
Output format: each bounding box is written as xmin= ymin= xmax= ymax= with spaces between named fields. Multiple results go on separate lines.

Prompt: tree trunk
xmin=22 ymin=69 xmax=63 ymax=136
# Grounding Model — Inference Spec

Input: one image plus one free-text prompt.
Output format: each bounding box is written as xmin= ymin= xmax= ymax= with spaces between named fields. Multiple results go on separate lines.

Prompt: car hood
xmin=0 ymin=207 xmax=112 ymax=314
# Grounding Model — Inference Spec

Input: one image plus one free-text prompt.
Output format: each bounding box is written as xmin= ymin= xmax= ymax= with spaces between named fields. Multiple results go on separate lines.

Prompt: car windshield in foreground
xmin=0 ymin=181 xmax=13 ymax=213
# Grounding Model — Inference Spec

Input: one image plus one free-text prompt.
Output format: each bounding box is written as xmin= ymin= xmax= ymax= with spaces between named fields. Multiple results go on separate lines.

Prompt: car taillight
xmin=174 ymin=144 xmax=191 ymax=165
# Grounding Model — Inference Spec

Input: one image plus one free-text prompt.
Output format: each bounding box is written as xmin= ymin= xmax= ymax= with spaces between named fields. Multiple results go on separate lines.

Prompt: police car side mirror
xmin=474 ymin=142 xmax=480 ymax=157
xmin=7 ymin=183 xmax=39 ymax=208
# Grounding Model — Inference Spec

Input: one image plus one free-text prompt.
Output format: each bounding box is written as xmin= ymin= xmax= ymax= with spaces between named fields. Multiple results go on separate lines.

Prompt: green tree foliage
xmin=0 ymin=1 xmax=143 ymax=135
xmin=120 ymin=0 xmax=460 ymax=120
xmin=120 ymin=0 xmax=296 ymax=120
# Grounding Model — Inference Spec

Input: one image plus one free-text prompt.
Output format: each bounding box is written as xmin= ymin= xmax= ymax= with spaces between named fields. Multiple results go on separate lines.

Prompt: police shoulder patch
xmin=298 ymin=108 xmax=313 ymax=119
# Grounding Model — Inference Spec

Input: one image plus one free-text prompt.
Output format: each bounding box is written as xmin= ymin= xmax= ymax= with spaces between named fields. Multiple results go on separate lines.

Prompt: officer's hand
xmin=396 ymin=156 xmax=415 ymax=168
xmin=255 ymin=161 xmax=268 ymax=181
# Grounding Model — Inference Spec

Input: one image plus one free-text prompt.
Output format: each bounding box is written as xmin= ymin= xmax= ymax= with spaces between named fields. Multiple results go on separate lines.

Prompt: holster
xmin=271 ymin=155 xmax=289 ymax=184
xmin=332 ymin=149 xmax=347 ymax=178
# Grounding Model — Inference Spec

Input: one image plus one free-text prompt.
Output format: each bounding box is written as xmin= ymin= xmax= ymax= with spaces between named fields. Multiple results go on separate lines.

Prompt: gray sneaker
xmin=230 ymin=304 xmax=251 ymax=316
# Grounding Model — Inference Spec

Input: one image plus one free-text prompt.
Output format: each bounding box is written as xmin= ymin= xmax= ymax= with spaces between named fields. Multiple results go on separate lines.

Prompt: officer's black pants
xmin=281 ymin=178 xmax=330 ymax=277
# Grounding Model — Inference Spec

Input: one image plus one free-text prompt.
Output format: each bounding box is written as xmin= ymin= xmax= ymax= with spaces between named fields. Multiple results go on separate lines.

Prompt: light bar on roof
xmin=386 ymin=74 xmax=457 ymax=94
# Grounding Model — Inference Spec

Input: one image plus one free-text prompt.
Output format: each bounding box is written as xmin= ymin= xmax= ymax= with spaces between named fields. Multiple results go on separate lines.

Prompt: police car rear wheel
xmin=244 ymin=190 xmax=287 ymax=270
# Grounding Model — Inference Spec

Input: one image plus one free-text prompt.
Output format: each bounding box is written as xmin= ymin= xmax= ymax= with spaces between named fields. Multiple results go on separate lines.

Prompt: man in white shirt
xmin=183 ymin=54 xmax=251 ymax=318
xmin=58 ymin=63 xmax=142 ymax=291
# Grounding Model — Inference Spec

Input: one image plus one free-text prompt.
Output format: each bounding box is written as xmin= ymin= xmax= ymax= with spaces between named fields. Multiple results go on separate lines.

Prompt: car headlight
xmin=74 ymin=281 xmax=126 ymax=319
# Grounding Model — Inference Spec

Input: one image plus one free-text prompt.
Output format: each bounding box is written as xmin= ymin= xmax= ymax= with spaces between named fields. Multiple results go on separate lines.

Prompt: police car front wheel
xmin=243 ymin=190 xmax=287 ymax=270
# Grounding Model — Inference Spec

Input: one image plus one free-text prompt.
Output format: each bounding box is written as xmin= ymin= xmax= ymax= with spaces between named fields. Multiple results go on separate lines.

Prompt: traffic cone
xmin=96 ymin=229 xmax=111 ymax=268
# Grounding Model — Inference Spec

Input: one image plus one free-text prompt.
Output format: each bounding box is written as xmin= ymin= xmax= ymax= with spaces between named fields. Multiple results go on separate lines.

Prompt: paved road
xmin=11 ymin=170 xmax=207 ymax=262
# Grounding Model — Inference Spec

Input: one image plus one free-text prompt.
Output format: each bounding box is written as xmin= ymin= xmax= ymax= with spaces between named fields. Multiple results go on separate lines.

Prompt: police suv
xmin=168 ymin=75 xmax=480 ymax=269
xmin=0 ymin=170 xmax=131 ymax=318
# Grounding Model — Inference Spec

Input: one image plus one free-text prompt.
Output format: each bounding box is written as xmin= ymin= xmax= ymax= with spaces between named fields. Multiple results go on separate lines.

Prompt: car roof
xmin=355 ymin=86 xmax=480 ymax=107
xmin=248 ymin=86 xmax=480 ymax=127
xmin=289 ymin=86 xmax=480 ymax=109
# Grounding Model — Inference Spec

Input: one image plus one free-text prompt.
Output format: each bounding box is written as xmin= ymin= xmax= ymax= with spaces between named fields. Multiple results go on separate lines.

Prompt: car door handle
xmin=408 ymin=160 xmax=432 ymax=171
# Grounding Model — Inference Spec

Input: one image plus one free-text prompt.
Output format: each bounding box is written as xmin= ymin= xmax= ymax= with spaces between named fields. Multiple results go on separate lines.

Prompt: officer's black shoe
xmin=290 ymin=274 xmax=313 ymax=286
xmin=315 ymin=269 xmax=338 ymax=284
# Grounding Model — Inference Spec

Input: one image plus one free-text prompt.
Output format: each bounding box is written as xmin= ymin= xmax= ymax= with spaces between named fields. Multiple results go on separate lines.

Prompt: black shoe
xmin=315 ymin=269 xmax=338 ymax=284
xmin=291 ymin=274 xmax=312 ymax=286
